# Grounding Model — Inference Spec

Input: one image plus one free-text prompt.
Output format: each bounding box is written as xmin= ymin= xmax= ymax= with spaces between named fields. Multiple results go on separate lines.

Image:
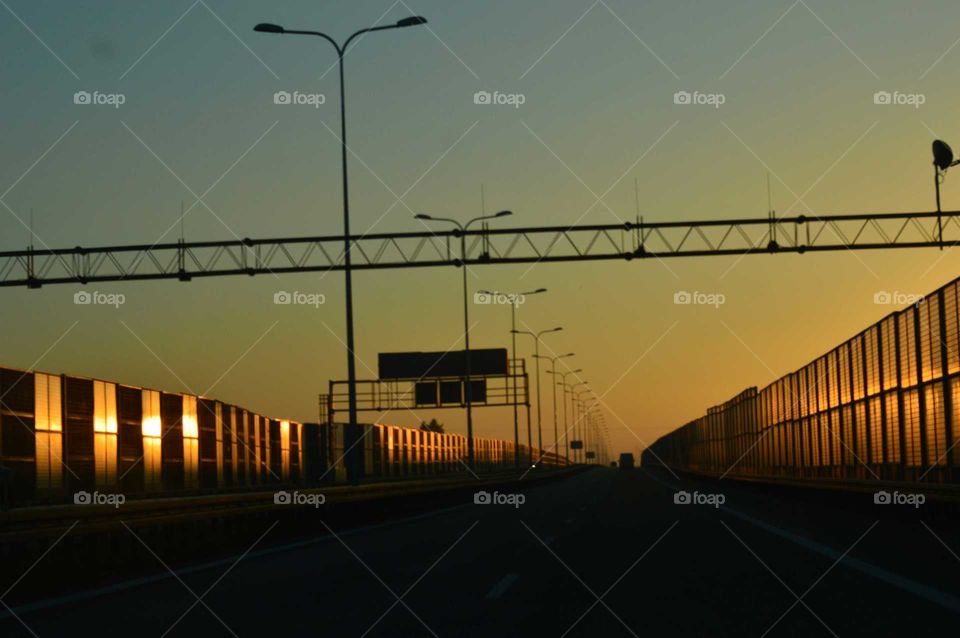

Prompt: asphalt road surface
xmin=2 ymin=467 xmax=959 ymax=637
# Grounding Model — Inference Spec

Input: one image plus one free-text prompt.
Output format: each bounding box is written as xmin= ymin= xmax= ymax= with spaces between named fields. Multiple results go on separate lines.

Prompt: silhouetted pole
xmin=573 ymin=386 xmax=591 ymax=463
xmin=511 ymin=301 xmax=520 ymax=466
xmin=574 ymin=386 xmax=590 ymax=463
xmin=538 ymin=353 xmax=574 ymax=462
xmin=253 ymin=16 xmax=427 ymax=482
xmin=533 ymin=339 xmax=542 ymax=452
xmin=557 ymin=370 xmax=583 ymax=463
xmin=478 ymin=288 xmax=546 ymax=467
xmin=559 ymin=381 xmax=568 ymax=463
xmin=936 ymin=163 xmax=944 ymax=249
xmin=525 ymin=397 xmax=533 ymax=464
xmin=415 ymin=211 xmax=512 ymax=470
xmin=512 ymin=327 xmax=562 ymax=461
xmin=583 ymin=402 xmax=598 ymax=463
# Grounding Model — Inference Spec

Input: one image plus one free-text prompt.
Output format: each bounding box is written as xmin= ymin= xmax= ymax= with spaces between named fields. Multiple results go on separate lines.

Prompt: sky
xmin=3 ymin=0 xmax=960 ymax=460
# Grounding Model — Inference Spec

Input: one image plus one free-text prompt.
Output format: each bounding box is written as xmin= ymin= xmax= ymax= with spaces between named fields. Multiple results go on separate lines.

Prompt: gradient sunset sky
xmin=3 ymin=0 xmax=960 ymax=459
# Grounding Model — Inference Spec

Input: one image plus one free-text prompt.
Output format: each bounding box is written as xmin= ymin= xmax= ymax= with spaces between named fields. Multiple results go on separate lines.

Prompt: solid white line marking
xmin=485 ymin=573 xmax=520 ymax=599
xmin=641 ymin=468 xmax=960 ymax=615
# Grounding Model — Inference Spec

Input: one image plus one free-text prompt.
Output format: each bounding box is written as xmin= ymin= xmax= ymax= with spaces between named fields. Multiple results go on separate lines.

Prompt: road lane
xmin=2 ymin=468 xmax=958 ymax=637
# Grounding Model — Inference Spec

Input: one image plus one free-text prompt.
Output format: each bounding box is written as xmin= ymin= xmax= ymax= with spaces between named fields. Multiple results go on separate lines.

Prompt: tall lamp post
xmin=512 ymin=327 xmax=562 ymax=455
xmin=415 ymin=211 xmax=513 ymax=469
xmin=553 ymin=369 xmax=582 ymax=463
xmin=572 ymin=385 xmax=591 ymax=463
xmin=534 ymin=353 xmax=574 ymax=461
xmin=583 ymin=410 xmax=597 ymax=462
xmin=254 ymin=16 xmax=427 ymax=482
xmin=597 ymin=415 xmax=608 ymax=465
xmin=582 ymin=400 xmax=598 ymax=463
xmin=477 ymin=288 xmax=546 ymax=467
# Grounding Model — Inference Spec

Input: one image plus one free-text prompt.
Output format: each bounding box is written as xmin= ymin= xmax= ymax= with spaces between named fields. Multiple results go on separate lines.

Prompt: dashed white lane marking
xmin=485 ymin=573 xmax=520 ymax=599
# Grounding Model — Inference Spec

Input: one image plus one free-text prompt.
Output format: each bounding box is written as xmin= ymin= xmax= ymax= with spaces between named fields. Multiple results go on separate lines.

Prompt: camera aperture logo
xmin=873 ymin=91 xmax=925 ymax=109
xmin=74 ymin=290 xmax=125 ymax=308
xmin=873 ymin=290 xmax=923 ymax=307
xmin=674 ymin=290 xmax=725 ymax=308
xmin=73 ymin=90 xmax=126 ymax=108
xmin=274 ymin=490 xmax=326 ymax=508
xmin=873 ymin=490 xmax=925 ymax=508
xmin=673 ymin=90 xmax=725 ymax=108
xmin=274 ymin=290 xmax=326 ymax=307
xmin=473 ymin=90 xmax=526 ymax=109
xmin=673 ymin=490 xmax=725 ymax=508
xmin=473 ymin=490 xmax=525 ymax=508
xmin=474 ymin=291 xmax=524 ymax=306
xmin=273 ymin=90 xmax=326 ymax=108
xmin=74 ymin=490 xmax=125 ymax=508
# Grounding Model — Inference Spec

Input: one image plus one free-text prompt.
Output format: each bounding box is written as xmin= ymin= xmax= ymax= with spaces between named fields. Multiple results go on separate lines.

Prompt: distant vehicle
xmin=619 ymin=453 xmax=635 ymax=470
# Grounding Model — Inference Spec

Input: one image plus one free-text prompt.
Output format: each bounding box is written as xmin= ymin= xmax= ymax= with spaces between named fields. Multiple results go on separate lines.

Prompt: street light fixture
xmin=534 ymin=352 xmax=574 ymax=462
xmin=933 ymin=139 xmax=960 ymax=249
xmin=477 ymin=287 xmax=547 ymax=466
xmin=254 ymin=14 xmax=427 ymax=483
xmin=511 ymin=327 xmax=562 ymax=456
xmin=416 ymin=211 xmax=513 ymax=469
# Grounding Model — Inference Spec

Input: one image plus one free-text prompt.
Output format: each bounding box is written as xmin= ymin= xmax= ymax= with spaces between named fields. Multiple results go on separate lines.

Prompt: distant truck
xmin=618 ymin=453 xmax=635 ymax=470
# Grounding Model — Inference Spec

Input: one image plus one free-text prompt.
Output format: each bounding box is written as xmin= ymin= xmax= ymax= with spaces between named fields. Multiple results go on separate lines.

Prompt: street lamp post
xmin=415 ymin=211 xmax=512 ymax=470
xmin=586 ymin=408 xmax=597 ymax=463
xmin=477 ymin=288 xmax=546 ymax=467
xmin=588 ymin=401 xmax=600 ymax=463
xmin=572 ymin=384 xmax=591 ymax=463
xmin=581 ymin=399 xmax=598 ymax=464
xmin=553 ymin=369 xmax=582 ymax=464
xmin=511 ymin=327 xmax=562 ymax=457
xmin=597 ymin=415 xmax=608 ymax=465
xmin=254 ymin=16 xmax=427 ymax=482
xmin=534 ymin=353 xmax=574 ymax=462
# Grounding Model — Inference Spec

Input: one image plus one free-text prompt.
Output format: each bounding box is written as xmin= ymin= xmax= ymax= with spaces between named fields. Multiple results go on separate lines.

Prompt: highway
xmin=2 ymin=467 xmax=959 ymax=637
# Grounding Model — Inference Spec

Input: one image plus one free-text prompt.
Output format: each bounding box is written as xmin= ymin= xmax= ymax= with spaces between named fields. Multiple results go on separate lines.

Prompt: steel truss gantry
xmin=2 ymin=210 xmax=957 ymax=288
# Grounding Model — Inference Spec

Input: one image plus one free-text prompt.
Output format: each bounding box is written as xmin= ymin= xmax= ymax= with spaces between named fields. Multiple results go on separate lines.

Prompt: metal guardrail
xmin=0 ymin=466 xmax=584 ymax=543
xmin=656 ymin=465 xmax=960 ymax=503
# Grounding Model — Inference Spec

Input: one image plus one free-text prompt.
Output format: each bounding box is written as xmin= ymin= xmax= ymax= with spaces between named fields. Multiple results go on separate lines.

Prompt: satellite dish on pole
xmin=933 ymin=140 xmax=956 ymax=171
